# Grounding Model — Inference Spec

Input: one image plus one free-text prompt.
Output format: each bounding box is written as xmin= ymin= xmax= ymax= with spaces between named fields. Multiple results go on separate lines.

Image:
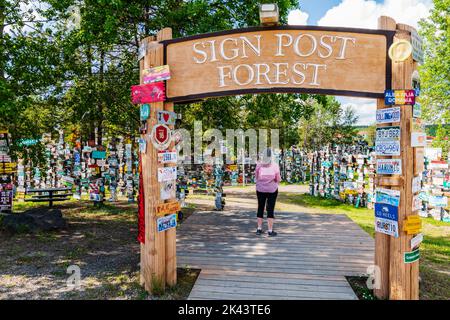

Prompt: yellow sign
xmin=155 ymin=201 xmax=181 ymax=217
xmin=403 ymin=215 xmax=422 ymax=235
xmin=388 ymin=40 xmax=412 ymax=62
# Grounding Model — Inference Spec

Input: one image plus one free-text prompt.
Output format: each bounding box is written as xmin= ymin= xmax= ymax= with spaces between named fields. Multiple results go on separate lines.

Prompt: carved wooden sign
xmin=164 ymin=27 xmax=393 ymax=102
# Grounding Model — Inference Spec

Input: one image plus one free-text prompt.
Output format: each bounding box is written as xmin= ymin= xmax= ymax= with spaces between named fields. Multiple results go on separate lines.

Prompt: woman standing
xmin=255 ymin=148 xmax=281 ymax=237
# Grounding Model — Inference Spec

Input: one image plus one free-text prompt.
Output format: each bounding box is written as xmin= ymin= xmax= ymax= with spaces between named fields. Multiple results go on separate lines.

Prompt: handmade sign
xmin=384 ymin=89 xmax=415 ymax=105
xmin=156 ymin=201 xmax=181 ymax=217
xmin=143 ymin=65 xmax=171 ymax=84
xmin=131 ymin=82 xmax=166 ymax=104
xmin=157 ymin=167 xmax=177 ymax=182
xmin=157 ymin=110 xmax=177 ymax=125
xmin=140 ymin=104 xmax=150 ymax=121
xmin=429 ymin=161 xmax=448 ymax=170
xmin=376 ymin=159 xmax=402 ymax=175
xmin=150 ymin=124 xmax=171 ymax=150
xmin=403 ymin=215 xmax=422 ymax=235
xmin=376 ymin=126 xmax=401 ymax=141
xmin=160 ymin=180 xmax=176 ymax=200
xmin=375 ymin=140 xmax=400 ymax=156
xmin=376 ymin=107 xmax=401 ymax=124
xmin=376 ymin=188 xmax=400 ymax=207
xmin=157 ymin=213 xmax=177 ymax=232
xmin=158 ymin=150 xmax=177 ymax=164
xmin=411 ymin=233 xmax=423 ymax=250
xmin=404 ymin=248 xmax=420 ymax=264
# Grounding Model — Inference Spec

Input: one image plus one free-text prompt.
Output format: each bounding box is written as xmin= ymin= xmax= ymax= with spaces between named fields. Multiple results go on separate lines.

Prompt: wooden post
xmin=376 ymin=16 xmax=420 ymax=300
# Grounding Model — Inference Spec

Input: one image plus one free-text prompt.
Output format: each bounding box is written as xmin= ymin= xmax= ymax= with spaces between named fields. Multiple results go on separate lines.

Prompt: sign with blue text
xmin=376 ymin=159 xmax=402 ymax=175
xmin=375 ymin=141 xmax=400 ymax=156
xmin=376 ymin=107 xmax=401 ymax=124
xmin=157 ymin=213 xmax=177 ymax=232
xmin=384 ymin=89 xmax=415 ymax=105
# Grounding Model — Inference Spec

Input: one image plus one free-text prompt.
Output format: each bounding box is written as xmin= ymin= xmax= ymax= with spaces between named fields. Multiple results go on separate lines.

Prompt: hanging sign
xmin=375 ymin=217 xmax=399 ymax=238
xmin=404 ymin=248 xmax=420 ymax=264
xmin=160 ymin=180 xmax=176 ymax=200
xmin=131 ymin=82 xmax=166 ymax=104
xmin=376 ymin=159 xmax=402 ymax=175
xmin=384 ymin=89 xmax=415 ymax=105
xmin=375 ymin=141 xmax=400 ymax=156
xmin=411 ymin=30 xmax=424 ymax=65
xmin=143 ymin=65 xmax=171 ymax=84
xmin=150 ymin=124 xmax=172 ymax=150
xmin=157 ymin=110 xmax=177 ymax=125
xmin=375 ymin=203 xmax=398 ymax=221
xmin=403 ymin=215 xmax=422 ymax=235
xmin=411 ymin=233 xmax=423 ymax=250
xmin=429 ymin=195 xmax=448 ymax=208
xmin=156 ymin=201 xmax=181 ymax=217
xmin=375 ymin=188 xmax=400 ymax=207
xmin=376 ymin=107 xmax=401 ymax=124
xmin=412 ymin=176 xmax=422 ymax=193
xmin=158 ymin=150 xmax=177 ymax=164
xmin=140 ymin=104 xmax=150 ymax=121
xmin=157 ymin=213 xmax=177 ymax=232
xmin=157 ymin=167 xmax=177 ymax=182
xmin=376 ymin=126 xmax=401 ymax=141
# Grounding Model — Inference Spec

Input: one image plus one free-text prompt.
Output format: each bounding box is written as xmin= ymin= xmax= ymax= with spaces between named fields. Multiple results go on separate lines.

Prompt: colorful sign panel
xmin=92 ymin=151 xmax=106 ymax=159
xmin=156 ymin=201 xmax=181 ymax=216
xmin=404 ymin=249 xmax=420 ymax=264
xmin=157 ymin=110 xmax=177 ymax=125
xmin=376 ymin=107 xmax=401 ymax=124
xmin=384 ymin=89 xmax=415 ymax=105
xmin=157 ymin=167 xmax=177 ymax=182
xmin=143 ymin=65 xmax=171 ymax=84
xmin=376 ymin=126 xmax=401 ymax=141
xmin=375 ymin=217 xmax=399 ymax=238
xmin=150 ymin=124 xmax=171 ymax=151
xmin=375 ymin=141 xmax=400 ymax=156
xmin=413 ymin=102 xmax=422 ymax=118
xmin=403 ymin=215 xmax=422 ymax=235
xmin=375 ymin=203 xmax=399 ymax=221
xmin=376 ymin=159 xmax=402 ymax=175
xmin=157 ymin=213 xmax=177 ymax=232
xmin=158 ymin=150 xmax=177 ymax=164
xmin=140 ymin=104 xmax=150 ymax=121
xmin=131 ymin=82 xmax=166 ymax=104
xmin=376 ymin=188 xmax=400 ymax=207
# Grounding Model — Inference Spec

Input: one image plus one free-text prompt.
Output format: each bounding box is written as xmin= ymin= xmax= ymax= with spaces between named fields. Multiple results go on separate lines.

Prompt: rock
xmin=0 ymin=208 xmax=67 ymax=233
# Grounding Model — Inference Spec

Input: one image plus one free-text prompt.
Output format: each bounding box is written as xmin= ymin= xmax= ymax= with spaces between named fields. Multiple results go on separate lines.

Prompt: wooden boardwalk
xmin=177 ymin=210 xmax=374 ymax=300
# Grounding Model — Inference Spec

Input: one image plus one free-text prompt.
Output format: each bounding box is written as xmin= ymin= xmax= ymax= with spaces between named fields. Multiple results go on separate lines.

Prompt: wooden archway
xmin=138 ymin=16 xmax=422 ymax=300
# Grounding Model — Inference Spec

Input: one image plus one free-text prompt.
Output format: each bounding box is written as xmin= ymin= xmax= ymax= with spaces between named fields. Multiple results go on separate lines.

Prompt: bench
xmin=25 ymin=187 xmax=72 ymax=207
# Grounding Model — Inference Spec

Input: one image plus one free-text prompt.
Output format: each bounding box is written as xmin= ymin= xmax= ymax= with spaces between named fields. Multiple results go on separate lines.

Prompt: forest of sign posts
xmin=165 ymin=29 xmax=390 ymax=101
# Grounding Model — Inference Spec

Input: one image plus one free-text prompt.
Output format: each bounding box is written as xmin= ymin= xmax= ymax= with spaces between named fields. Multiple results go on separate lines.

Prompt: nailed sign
xmin=158 ymin=150 xmax=177 ymax=164
xmin=156 ymin=201 xmax=181 ymax=216
xmin=375 ymin=141 xmax=400 ymax=156
xmin=157 ymin=167 xmax=177 ymax=182
xmin=160 ymin=180 xmax=176 ymax=200
xmin=157 ymin=110 xmax=177 ymax=125
xmin=403 ymin=215 xmax=422 ymax=235
xmin=411 ymin=30 xmax=424 ymax=64
xmin=376 ymin=126 xmax=401 ymax=141
xmin=131 ymin=82 xmax=166 ymax=104
xmin=143 ymin=65 xmax=171 ymax=84
xmin=157 ymin=213 xmax=177 ymax=232
xmin=376 ymin=159 xmax=402 ymax=175
xmin=384 ymin=89 xmax=415 ymax=105
xmin=165 ymin=28 xmax=392 ymax=102
xmin=150 ymin=124 xmax=172 ymax=150
xmin=376 ymin=188 xmax=400 ymax=207
xmin=375 ymin=217 xmax=399 ymax=238
xmin=376 ymin=107 xmax=401 ymax=124
xmin=375 ymin=203 xmax=398 ymax=221
xmin=404 ymin=249 xmax=420 ymax=264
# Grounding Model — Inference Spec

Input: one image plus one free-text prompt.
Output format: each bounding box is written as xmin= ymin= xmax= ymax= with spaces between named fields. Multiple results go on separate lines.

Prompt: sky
xmin=287 ymin=0 xmax=434 ymax=125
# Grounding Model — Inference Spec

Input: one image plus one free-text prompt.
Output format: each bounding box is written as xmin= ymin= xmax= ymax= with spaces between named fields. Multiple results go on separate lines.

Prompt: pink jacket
xmin=255 ymin=162 xmax=281 ymax=193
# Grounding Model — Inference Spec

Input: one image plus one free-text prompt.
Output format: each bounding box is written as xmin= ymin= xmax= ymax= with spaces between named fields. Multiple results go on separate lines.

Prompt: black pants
xmin=256 ymin=190 xmax=278 ymax=219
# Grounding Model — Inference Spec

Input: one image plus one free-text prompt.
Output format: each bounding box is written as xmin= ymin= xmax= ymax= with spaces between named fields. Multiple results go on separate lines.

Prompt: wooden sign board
xmin=131 ymin=83 xmax=166 ymax=104
xmin=156 ymin=201 xmax=181 ymax=217
xmin=164 ymin=27 xmax=393 ymax=102
xmin=403 ymin=215 xmax=422 ymax=235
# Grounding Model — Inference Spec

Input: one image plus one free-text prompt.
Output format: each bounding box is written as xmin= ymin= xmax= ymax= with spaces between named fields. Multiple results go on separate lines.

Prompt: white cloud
xmin=318 ymin=0 xmax=433 ymax=29
xmin=337 ymin=97 xmax=376 ymax=126
xmin=288 ymin=9 xmax=309 ymax=25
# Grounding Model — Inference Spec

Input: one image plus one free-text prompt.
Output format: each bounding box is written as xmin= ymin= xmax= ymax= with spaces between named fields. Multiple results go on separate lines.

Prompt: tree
xmin=419 ymin=0 xmax=450 ymax=156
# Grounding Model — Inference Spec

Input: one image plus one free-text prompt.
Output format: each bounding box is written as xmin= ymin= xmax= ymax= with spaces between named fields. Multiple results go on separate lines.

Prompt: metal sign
xmin=384 ymin=89 xmax=415 ymax=105
xmin=376 ymin=107 xmax=401 ymax=124
xmin=375 ymin=217 xmax=399 ymax=238
xmin=157 ymin=213 xmax=177 ymax=232
xmin=157 ymin=166 xmax=177 ymax=182
xmin=158 ymin=150 xmax=177 ymax=164
xmin=92 ymin=151 xmax=106 ymax=159
xmin=375 ymin=140 xmax=400 ymax=156
xmin=376 ymin=126 xmax=401 ymax=141
xmin=375 ymin=203 xmax=398 ymax=221
xmin=157 ymin=110 xmax=177 ymax=125
xmin=404 ymin=249 xmax=420 ymax=264
xmin=376 ymin=159 xmax=402 ymax=175
xmin=376 ymin=188 xmax=400 ymax=207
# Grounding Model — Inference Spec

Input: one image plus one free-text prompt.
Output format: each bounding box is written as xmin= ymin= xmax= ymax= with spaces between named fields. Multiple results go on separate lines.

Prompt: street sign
xmin=376 ymin=107 xmax=401 ymax=124
xmin=404 ymin=249 xmax=420 ymax=264
xmin=157 ymin=213 xmax=177 ymax=232
xmin=376 ymin=159 xmax=402 ymax=175
xmin=375 ymin=141 xmax=401 ymax=156
xmin=156 ymin=201 xmax=181 ymax=217
xmin=403 ymin=215 xmax=422 ymax=235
